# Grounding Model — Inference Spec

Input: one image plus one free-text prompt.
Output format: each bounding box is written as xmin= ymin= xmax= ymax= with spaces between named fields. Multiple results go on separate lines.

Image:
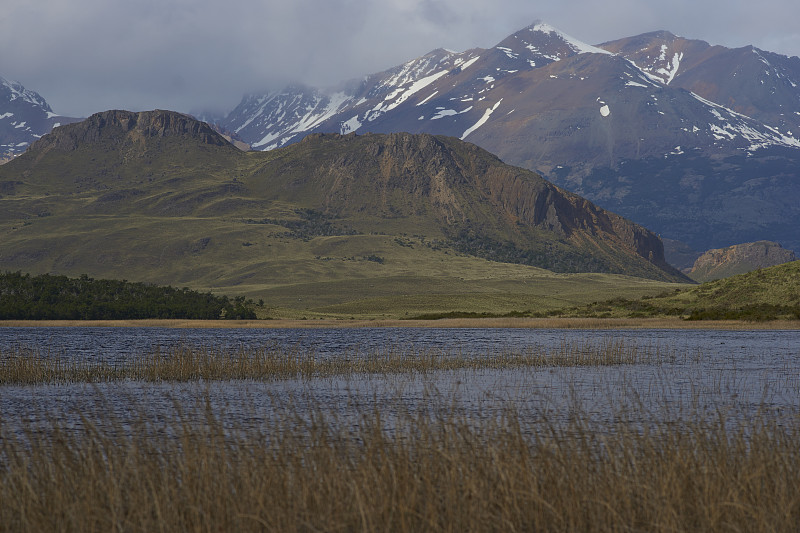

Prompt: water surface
xmin=2 ymin=327 xmax=798 ymax=433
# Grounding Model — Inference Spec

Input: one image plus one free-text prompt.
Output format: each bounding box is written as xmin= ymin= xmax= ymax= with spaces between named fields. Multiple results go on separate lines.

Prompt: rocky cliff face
xmin=689 ymin=241 xmax=797 ymax=281
xmin=256 ymin=132 xmax=682 ymax=279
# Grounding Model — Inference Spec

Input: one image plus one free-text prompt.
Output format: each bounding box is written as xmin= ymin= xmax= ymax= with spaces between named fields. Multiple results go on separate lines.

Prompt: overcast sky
xmin=2 ymin=0 xmax=799 ymax=118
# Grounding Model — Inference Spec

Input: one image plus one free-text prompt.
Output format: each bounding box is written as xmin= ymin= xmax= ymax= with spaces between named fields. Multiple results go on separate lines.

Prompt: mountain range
xmin=3 ymin=21 xmax=799 ymax=270
xmin=0 ymin=109 xmax=688 ymax=316
xmin=213 ymin=22 xmax=800 ymax=260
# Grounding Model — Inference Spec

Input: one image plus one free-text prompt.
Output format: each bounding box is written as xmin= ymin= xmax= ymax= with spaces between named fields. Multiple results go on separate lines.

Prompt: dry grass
xmin=1 ymin=395 xmax=799 ymax=532
xmin=3 ymin=337 xmax=799 ymax=531
xmin=0 ymin=338 xmax=670 ymax=385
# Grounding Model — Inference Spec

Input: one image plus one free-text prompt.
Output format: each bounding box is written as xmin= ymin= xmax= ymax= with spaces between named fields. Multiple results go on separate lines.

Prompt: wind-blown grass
xmin=3 ymin=337 xmax=799 ymax=531
xmin=0 ymin=338 xmax=672 ymax=385
xmin=1 ymin=393 xmax=799 ymax=532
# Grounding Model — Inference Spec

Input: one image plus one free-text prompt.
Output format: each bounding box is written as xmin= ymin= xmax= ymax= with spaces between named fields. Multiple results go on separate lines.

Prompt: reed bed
xmin=1 ymin=395 xmax=799 ymax=532
xmin=0 ymin=346 xmax=124 ymax=385
xmin=0 ymin=338 xmax=672 ymax=385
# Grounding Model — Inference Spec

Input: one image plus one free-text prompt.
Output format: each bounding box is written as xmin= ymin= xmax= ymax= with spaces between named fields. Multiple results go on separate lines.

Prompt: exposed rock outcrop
xmin=27 ymin=110 xmax=232 ymax=156
xmin=689 ymin=241 xmax=797 ymax=282
xmin=268 ymin=132 xmax=684 ymax=280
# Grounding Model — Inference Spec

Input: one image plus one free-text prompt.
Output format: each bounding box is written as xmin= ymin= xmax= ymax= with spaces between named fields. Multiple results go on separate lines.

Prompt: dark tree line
xmin=246 ymin=208 xmax=358 ymax=241
xmin=449 ymin=230 xmax=608 ymax=273
xmin=0 ymin=271 xmax=256 ymax=320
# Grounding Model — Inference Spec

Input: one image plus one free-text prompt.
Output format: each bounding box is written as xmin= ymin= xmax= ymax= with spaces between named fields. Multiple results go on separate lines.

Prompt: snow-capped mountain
xmin=221 ymin=22 xmax=800 ymax=157
xmin=601 ymin=31 xmax=800 ymax=133
xmin=0 ymin=77 xmax=80 ymax=161
xmin=217 ymin=21 xmax=800 ymax=254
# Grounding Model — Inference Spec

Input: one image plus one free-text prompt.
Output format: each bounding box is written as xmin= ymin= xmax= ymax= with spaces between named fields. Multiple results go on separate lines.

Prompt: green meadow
xmin=558 ymin=260 xmax=800 ymax=321
xmin=1 ymin=212 xmax=689 ymax=319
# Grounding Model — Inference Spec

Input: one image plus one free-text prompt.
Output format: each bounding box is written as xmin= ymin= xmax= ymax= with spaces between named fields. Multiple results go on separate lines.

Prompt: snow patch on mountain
xmin=623 ymin=44 xmax=684 ymax=86
xmin=657 ymin=51 xmax=683 ymax=84
xmin=461 ymin=99 xmax=503 ymax=140
xmin=416 ymin=91 xmax=438 ymax=106
xmin=529 ymin=22 xmax=612 ymax=56
xmin=1 ymin=77 xmax=52 ymax=111
xmin=368 ymin=69 xmax=449 ymax=119
xmin=340 ymin=116 xmax=362 ymax=134
xmin=691 ymin=91 xmax=800 ymax=151
xmin=523 ymin=43 xmax=561 ymax=63
xmin=431 ymin=106 xmax=472 ymax=120
xmin=497 ymin=46 xmax=518 ymax=60
xmin=752 ymin=48 xmax=772 ymax=67
xmin=456 ymin=56 xmax=481 ymax=70
xmin=295 ymin=92 xmax=352 ymax=131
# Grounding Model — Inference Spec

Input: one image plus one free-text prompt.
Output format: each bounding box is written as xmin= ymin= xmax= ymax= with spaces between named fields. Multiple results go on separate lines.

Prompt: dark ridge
xmin=28 ymin=109 xmax=232 ymax=154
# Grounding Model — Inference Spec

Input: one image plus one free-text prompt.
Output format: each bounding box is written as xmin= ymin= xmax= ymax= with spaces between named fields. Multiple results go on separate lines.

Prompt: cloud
xmin=1 ymin=0 xmax=799 ymax=117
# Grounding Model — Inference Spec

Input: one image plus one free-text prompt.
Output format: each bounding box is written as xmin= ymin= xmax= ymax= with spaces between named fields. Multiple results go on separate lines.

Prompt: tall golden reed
xmin=0 ymin=338 xmax=673 ymax=384
xmin=1 ymin=339 xmax=797 ymax=531
xmin=1 ymin=395 xmax=798 ymax=532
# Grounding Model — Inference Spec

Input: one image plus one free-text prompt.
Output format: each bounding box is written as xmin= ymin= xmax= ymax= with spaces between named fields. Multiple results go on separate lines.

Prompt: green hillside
xmin=561 ymin=261 xmax=800 ymax=320
xmin=0 ymin=110 xmax=691 ymax=318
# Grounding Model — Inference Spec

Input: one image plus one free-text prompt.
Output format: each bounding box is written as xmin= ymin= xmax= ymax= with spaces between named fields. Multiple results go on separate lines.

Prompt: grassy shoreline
xmin=2 ymin=317 xmax=799 ymax=329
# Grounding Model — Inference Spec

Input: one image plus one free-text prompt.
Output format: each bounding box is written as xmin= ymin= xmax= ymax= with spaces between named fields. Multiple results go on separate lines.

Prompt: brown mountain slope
xmin=689 ymin=241 xmax=797 ymax=282
xmin=218 ymin=23 xmax=800 ymax=254
xmin=0 ymin=110 xmax=686 ymax=287
xmin=245 ymin=131 xmax=684 ymax=279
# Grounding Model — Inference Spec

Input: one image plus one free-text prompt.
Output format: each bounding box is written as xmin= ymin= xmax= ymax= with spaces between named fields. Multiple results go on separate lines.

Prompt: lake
xmin=1 ymin=326 xmax=799 ymax=434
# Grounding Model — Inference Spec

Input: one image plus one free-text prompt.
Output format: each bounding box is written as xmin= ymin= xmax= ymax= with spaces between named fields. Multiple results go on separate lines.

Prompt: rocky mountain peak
xmin=599 ymin=32 xmax=712 ymax=85
xmin=28 ymin=109 xmax=231 ymax=155
xmin=0 ymin=77 xmax=52 ymax=112
xmin=493 ymin=21 xmax=611 ymax=68
xmin=689 ymin=241 xmax=797 ymax=281
xmin=1 ymin=77 xmax=79 ymax=160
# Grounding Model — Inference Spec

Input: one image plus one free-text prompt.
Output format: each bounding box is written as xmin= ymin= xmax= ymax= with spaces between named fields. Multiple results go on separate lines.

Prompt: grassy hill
xmin=557 ymin=260 xmax=800 ymax=320
xmin=0 ymin=110 xmax=691 ymax=318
